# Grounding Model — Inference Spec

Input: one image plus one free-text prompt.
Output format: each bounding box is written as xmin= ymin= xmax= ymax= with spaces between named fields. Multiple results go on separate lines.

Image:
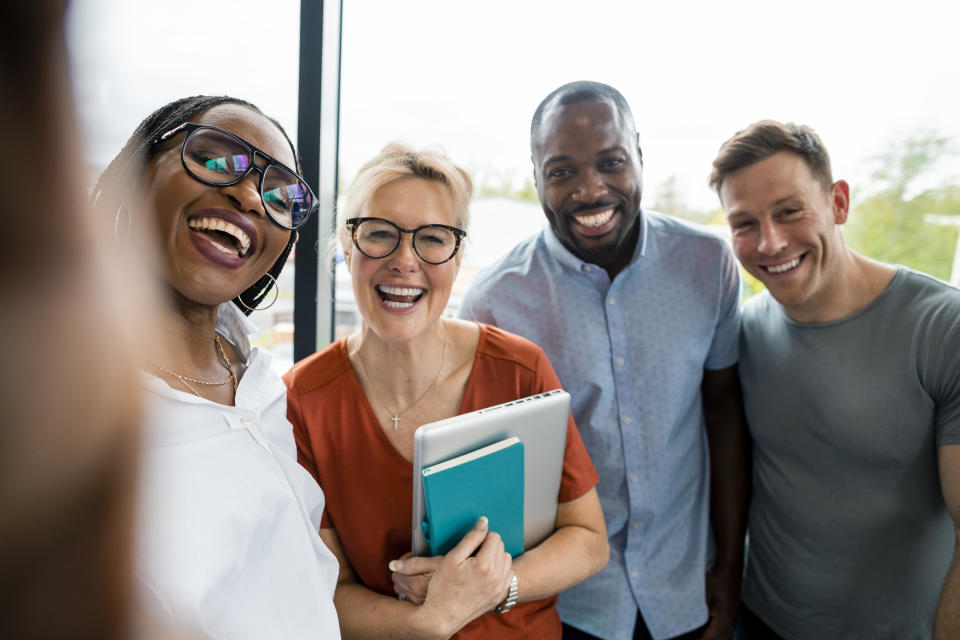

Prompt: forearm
xmin=700 ymin=370 xmax=750 ymax=639
xmin=706 ymin=421 xmax=750 ymax=571
xmin=702 ymin=370 xmax=751 ymax=572
xmin=934 ymin=536 xmax=960 ymax=639
xmin=334 ymin=582 xmax=453 ymax=640
xmin=511 ymin=489 xmax=609 ymax=602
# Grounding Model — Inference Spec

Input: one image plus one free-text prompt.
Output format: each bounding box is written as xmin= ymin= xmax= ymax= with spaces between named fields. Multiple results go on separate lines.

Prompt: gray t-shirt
xmin=740 ymin=267 xmax=960 ymax=640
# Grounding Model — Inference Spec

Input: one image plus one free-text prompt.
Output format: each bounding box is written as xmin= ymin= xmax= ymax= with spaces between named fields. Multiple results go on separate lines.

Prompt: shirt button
xmin=241 ymin=417 xmax=253 ymax=427
xmin=632 ymin=523 xmax=640 ymax=531
xmin=608 ymin=297 xmax=616 ymax=306
xmin=584 ymin=265 xmax=592 ymax=272
xmin=616 ymin=357 xmax=625 ymax=367
xmin=624 ymin=416 xmax=633 ymax=425
xmin=631 ymin=475 xmax=639 ymax=483
xmin=631 ymin=571 xmax=639 ymax=579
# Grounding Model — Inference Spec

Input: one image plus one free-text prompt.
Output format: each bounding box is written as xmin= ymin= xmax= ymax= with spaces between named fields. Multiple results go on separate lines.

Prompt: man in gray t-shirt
xmin=709 ymin=120 xmax=960 ymax=639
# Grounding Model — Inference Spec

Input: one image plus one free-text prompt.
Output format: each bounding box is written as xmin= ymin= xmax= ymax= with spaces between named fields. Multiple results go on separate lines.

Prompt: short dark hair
xmin=709 ymin=120 xmax=833 ymax=194
xmin=530 ymin=81 xmax=636 ymax=147
xmin=92 ymin=95 xmax=299 ymax=315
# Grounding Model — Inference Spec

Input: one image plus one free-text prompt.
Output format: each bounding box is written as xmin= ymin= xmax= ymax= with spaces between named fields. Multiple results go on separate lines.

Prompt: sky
xmin=68 ymin=0 xmax=960 ymax=213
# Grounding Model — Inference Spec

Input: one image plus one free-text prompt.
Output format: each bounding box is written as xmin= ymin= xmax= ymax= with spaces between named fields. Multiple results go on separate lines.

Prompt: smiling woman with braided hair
xmin=93 ymin=96 xmax=340 ymax=639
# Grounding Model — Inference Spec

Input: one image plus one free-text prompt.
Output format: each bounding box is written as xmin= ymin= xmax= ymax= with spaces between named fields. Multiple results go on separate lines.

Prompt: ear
xmin=531 ymin=155 xmax=540 ymax=189
xmin=343 ymin=246 xmax=353 ymax=273
xmin=830 ymin=180 xmax=850 ymax=225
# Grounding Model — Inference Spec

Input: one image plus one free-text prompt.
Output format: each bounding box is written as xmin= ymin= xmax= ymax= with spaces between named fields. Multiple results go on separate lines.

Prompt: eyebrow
xmin=542 ymin=154 xmax=574 ymax=166
xmin=726 ymin=192 xmax=804 ymax=218
xmin=770 ymin=193 xmax=803 ymax=207
xmin=597 ymin=145 xmax=628 ymax=156
xmin=542 ymin=145 xmax=629 ymax=166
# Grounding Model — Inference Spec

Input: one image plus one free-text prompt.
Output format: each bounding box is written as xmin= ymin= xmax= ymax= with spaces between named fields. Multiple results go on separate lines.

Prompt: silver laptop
xmin=411 ymin=389 xmax=570 ymax=557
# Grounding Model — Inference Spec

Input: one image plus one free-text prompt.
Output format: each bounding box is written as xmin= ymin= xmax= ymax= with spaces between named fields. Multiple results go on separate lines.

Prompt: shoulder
xmin=741 ymin=291 xmax=779 ymax=328
xmin=642 ymin=211 xmax=739 ymax=307
xmin=645 ymin=209 xmax=732 ymax=255
xmin=467 ymin=231 xmax=547 ymax=290
xmin=887 ymin=267 xmax=960 ymax=329
xmin=895 ymin=267 xmax=960 ymax=302
xmin=283 ymin=338 xmax=351 ymax=395
xmin=475 ymin=323 xmax=544 ymax=374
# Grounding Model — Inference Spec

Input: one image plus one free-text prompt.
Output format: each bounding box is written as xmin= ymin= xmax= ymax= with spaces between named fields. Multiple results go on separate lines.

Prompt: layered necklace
xmin=356 ymin=324 xmax=449 ymax=431
xmin=152 ymin=334 xmax=238 ymax=399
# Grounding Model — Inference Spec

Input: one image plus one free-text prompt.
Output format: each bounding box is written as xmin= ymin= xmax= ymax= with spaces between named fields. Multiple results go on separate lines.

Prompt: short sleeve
xmin=932 ymin=291 xmax=960 ymax=446
xmin=285 ymin=386 xmax=320 ymax=484
xmin=705 ymin=239 xmax=742 ymax=371
xmin=284 ymin=382 xmax=328 ymax=529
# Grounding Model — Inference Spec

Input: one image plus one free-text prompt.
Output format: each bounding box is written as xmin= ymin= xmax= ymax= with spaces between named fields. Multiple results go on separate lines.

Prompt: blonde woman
xmin=285 ymin=143 xmax=609 ymax=639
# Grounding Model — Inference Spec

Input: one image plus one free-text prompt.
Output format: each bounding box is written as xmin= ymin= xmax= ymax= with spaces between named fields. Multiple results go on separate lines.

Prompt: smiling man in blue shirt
xmin=458 ymin=81 xmax=750 ymax=640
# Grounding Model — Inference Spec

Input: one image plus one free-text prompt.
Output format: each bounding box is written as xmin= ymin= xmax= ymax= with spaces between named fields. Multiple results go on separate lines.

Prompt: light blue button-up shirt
xmin=458 ymin=209 xmax=740 ymax=640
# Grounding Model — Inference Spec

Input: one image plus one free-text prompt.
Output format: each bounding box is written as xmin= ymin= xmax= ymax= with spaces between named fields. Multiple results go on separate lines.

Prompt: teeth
xmin=766 ymin=257 xmax=801 ymax=274
xmin=574 ymin=208 xmax=615 ymax=228
xmin=188 ymin=217 xmax=252 ymax=256
xmin=377 ymin=285 xmax=426 ymax=297
xmin=384 ymin=300 xmax=414 ymax=309
xmin=208 ymin=238 xmax=236 ymax=255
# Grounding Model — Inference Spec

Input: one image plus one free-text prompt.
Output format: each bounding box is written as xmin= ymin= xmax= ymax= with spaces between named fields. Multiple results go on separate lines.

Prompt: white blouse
xmin=136 ymin=304 xmax=340 ymax=639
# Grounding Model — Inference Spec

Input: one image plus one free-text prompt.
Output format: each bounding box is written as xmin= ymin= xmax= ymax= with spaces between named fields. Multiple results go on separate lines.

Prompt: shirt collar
xmin=142 ymin=303 xmax=273 ymax=409
xmin=215 ymin=301 xmax=259 ymax=361
xmin=542 ymin=208 xmax=648 ymax=272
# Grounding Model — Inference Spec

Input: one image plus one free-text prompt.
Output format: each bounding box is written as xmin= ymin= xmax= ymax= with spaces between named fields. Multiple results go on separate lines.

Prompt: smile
xmin=574 ymin=207 xmax=615 ymax=228
xmin=188 ymin=217 xmax=252 ymax=257
xmin=763 ymin=255 xmax=803 ymax=274
xmin=376 ymin=284 xmax=426 ymax=309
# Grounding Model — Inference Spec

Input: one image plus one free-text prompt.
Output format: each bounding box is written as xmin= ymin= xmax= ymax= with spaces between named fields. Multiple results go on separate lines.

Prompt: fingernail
xmin=477 ymin=515 xmax=488 ymax=528
xmin=389 ymin=560 xmax=401 ymax=571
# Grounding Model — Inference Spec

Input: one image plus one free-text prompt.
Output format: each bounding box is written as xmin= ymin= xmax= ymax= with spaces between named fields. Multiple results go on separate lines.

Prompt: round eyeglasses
xmin=155 ymin=123 xmax=318 ymax=230
xmin=346 ymin=217 xmax=467 ymax=265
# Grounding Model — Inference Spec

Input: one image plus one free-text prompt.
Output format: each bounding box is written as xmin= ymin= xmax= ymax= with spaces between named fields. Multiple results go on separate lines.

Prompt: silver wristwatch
xmin=494 ymin=574 xmax=519 ymax=613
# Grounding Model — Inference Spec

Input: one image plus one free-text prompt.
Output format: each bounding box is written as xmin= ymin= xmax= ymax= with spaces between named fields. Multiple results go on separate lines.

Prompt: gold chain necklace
xmin=153 ymin=335 xmax=238 ymax=398
xmin=214 ymin=335 xmax=239 ymax=392
xmin=356 ymin=324 xmax=449 ymax=431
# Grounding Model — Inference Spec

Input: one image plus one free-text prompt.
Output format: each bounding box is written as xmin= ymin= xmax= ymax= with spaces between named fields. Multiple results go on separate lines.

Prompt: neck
xmin=785 ymin=247 xmax=897 ymax=324
xmin=601 ymin=220 xmax=639 ymax=280
xmin=150 ymin=291 xmax=224 ymax=372
xmin=351 ymin=318 xmax=449 ymax=405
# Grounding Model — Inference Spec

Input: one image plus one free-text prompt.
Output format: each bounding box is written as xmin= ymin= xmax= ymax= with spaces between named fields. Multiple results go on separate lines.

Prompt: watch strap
xmin=494 ymin=574 xmax=519 ymax=614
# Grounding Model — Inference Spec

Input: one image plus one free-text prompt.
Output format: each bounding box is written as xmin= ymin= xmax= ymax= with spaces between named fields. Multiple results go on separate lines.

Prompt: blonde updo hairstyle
xmin=336 ymin=143 xmax=473 ymax=265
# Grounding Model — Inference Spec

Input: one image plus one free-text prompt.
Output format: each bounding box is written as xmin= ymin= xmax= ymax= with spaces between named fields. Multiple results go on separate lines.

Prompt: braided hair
xmin=91 ymin=95 xmax=299 ymax=315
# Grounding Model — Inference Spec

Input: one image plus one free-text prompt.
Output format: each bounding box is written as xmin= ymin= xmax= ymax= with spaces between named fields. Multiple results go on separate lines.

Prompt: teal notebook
xmin=420 ymin=436 xmax=524 ymax=557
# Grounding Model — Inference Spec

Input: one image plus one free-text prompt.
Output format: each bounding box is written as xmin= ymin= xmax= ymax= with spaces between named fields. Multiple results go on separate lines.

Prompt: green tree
xmin=846 ymin=134 xmax=959 ymax=280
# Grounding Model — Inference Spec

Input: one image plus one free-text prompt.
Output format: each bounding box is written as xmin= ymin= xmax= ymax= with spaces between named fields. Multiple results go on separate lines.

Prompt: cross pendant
xmin=391 ymin=414 xmax=400 ymax=430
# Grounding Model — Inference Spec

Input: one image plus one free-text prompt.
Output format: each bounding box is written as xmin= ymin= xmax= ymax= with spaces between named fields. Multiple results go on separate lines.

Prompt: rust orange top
xmin=285 ymin=323 xmax=599 ymax=639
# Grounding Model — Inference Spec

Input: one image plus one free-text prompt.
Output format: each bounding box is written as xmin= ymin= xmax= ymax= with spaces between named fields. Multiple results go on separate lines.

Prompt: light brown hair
xmin=709 ymin=120 xmax=833 ymax=193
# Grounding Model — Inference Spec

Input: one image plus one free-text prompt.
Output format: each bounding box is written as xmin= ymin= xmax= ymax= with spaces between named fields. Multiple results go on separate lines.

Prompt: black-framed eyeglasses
xmin=154 ymin=123 xmax=318 ymax=230
xmin=346 ymin=217 xmax=467 ymax=265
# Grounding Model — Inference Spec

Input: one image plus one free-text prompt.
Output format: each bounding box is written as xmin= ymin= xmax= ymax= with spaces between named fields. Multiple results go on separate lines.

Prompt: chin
xmin=367 ymin=310 xmax=425 ymax=342
xmin=573 ymin=236 xmax=622 ymax=264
